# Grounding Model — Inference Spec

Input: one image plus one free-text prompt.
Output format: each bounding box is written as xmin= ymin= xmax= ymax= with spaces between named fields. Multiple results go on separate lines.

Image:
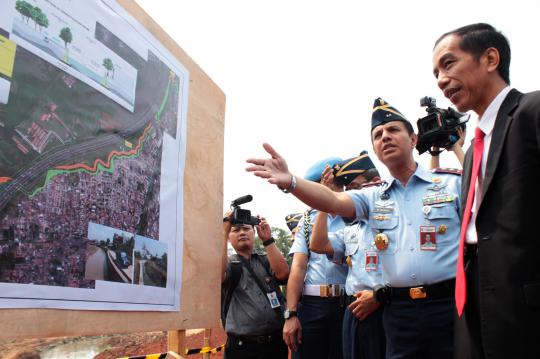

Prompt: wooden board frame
xmin=0 ymin=0 xmax=225 ymax=339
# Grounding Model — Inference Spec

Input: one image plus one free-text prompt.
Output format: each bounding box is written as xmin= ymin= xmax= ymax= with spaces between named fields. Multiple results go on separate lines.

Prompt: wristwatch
xmin=283 ymin=308 xmax=297 ymax=319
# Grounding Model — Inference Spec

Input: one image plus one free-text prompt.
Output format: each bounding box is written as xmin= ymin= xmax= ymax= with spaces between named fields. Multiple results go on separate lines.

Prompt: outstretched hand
xmin=246 ymin=143 xmax=293 ymax=189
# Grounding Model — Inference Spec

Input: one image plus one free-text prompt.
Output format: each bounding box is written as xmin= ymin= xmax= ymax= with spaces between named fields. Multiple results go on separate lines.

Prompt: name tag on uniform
xmin=267 ymin=291 xmax=281 ymax=308
xmin=365 ymin=250 xmax=378 ymax=271
xmin=420 ymin=225 xmax=437 ymax=251
xmin=344 ymin=232 xmax=358 ymax=245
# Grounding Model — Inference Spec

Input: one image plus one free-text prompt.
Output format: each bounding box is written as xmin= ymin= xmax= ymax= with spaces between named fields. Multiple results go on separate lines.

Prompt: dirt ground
xmin=0 ymin=328 xmax=227 ymax=359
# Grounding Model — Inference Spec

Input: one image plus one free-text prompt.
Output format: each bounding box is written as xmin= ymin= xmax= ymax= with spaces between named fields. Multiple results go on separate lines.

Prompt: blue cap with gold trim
xmin=285 ymin=213 xmax=303 ymax=232
xmin=333 ymin=151 xmax=377 ymax=186
xmin=304 ymin=157 xmax=342 ymax=182
xmin=371 ymin=97 xmax=410 ymax=130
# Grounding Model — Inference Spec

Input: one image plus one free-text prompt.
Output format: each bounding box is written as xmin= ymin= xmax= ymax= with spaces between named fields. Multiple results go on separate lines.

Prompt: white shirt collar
xmin=477 ymin=86 xmax=512 ymax=136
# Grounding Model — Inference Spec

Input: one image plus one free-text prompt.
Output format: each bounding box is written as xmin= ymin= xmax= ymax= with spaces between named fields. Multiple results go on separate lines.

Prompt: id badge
xmin=420 ymin=225 xmax=437 ymax=251
xmin=267 ymin=291 xmax=281 ymax=308
xmin=365 ymin=250 xmax=378 ymax=271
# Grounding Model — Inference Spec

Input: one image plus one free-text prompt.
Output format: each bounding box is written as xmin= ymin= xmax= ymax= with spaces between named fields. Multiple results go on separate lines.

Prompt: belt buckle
xmin=409 ymin=286 xmax=427 ymax=300
xmin=255 ymin=336 xmax=268 ymax=344
xmin=320 ymin=285 xmax=331 ymax=297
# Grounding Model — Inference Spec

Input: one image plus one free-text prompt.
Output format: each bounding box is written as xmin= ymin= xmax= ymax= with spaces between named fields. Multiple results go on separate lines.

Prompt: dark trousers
xmin=224 ymin=333 xmax=288 ymax=359
xmin=384 ymin=296 xmax=454 ymax=359
xmin=454 ymin=254 xmax=485 ymax=359
xmin=292 ymin=295 xmax=344 ymax=359
xmin=342 ymin=305 xmax=385 ymax=359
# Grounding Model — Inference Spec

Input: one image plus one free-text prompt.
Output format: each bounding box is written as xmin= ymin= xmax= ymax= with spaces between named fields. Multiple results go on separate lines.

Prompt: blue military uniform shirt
xmin=289 ymin=209 xmax=348 ymax=285
xmin=328 ymin=221 xmax=383 ymax=295
xmin=346 ymin=164 xmax=461 ymax=287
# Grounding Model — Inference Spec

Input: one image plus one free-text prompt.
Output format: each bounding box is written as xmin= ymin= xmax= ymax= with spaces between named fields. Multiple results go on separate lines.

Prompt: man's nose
xmin=437 ymin=72 xmax=450 ymax=90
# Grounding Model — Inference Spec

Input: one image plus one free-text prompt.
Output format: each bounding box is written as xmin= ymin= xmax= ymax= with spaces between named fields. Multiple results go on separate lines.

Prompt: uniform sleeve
xmin=345 ymin=189 xmax=371 ymax=223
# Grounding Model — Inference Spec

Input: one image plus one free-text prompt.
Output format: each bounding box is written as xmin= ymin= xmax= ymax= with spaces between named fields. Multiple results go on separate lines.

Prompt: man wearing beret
xmin=310 ymin=153 xmax=386 ymax=359
xmin=247 ymin=98 xmax=461 ymax=359
xmin=282 ymin=157 xmax=348 ymax=359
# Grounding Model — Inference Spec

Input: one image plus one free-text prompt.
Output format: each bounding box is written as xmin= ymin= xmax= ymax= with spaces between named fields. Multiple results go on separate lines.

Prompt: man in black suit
xmin=432 ymin=23 xmax=540 ymax=359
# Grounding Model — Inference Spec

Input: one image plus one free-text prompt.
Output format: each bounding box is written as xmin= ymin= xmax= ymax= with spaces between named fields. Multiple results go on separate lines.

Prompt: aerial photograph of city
xmin=0 ymin=12 xmax=179 ymax=290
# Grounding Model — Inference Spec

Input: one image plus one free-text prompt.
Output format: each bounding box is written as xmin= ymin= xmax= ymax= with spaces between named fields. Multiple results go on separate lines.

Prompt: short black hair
xmin=435 ymin=23 xmax=511 ymax=84
xmin=362 ymin=168 xmax=380 ymax=182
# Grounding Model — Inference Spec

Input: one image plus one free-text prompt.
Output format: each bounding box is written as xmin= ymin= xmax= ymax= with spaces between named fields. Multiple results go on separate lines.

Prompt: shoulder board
xmin=432 ymin=167 xmax=462 ymax=175
xmin=361 ymin=180 xmax=386 ymax=188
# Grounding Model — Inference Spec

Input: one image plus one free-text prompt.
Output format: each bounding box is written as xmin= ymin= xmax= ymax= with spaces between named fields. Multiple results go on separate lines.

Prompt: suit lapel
xmin=461 ymin=142 xmax=473 ymax=216
xmin=481 ymin=89 xmax=522 ymax=200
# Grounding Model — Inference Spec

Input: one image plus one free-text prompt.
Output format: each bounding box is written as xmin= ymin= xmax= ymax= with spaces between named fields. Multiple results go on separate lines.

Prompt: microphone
xmin=231 ymin=195 xmax=253 ymax=207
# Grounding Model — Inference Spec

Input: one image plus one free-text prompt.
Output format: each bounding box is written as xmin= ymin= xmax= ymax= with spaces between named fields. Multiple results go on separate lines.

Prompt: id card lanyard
xmin=237 ymin=256 xmax=283 ymax=316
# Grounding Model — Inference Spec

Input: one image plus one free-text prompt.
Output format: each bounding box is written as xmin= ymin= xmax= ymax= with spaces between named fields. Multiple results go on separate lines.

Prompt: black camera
xmin=230 ymin=195 xmax=260 ymax=226
xmin=416 ymin=96 xmax=470 ymax=155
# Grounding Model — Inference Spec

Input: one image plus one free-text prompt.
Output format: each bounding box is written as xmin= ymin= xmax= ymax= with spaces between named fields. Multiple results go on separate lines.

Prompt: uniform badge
xmin=427 ymin=183 xmax=447 ymax=192
xmin=422 ymin=193 xmax=454 ymax=206
xmin=432 ymin=177 xmax=442 ymax=183
xmin=420 ymin=225 xmax=437 ymax=251
xmin=365 ymin=250 xmax=378 ymax=271
xmin=438 ymin=224 xmax=447 ymax=234
xmin=374 ymin=232 xmax=389 ymax=251
xmin=380 ymin=192 xmax=390 ymax=201
xmin=346 ymin=256 xmax=352 ymax=267
xmin=374 ymin=200 xmax=395 ymax=214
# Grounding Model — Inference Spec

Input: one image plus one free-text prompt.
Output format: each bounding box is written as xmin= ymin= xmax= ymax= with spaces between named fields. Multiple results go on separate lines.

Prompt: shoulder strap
xmin=303 ymin=209 xmax=314 ymax=258
xmin=221 ymin=256 xmax=242 ymax=327
xmin=237 ymin=255 xmax=283 ymax=321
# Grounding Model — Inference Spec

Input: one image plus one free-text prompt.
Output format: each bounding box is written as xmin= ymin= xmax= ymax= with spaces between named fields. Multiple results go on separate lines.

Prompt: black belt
xmin=228 ymin=332 xmax=281 ymax=344
xmin=389 ymin=278 xmax=455 ymax=301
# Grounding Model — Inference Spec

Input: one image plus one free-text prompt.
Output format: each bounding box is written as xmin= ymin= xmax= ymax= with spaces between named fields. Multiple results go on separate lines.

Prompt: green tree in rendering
xmin=59 ymin=27 xmax=73 ymax=63
xmin=102 ymin=58 xmax=115 ymax=87
xmin=15 ymin=0 xmax=34 ymax=24
xmin=34 ymin=8 xmax=49 ymax=33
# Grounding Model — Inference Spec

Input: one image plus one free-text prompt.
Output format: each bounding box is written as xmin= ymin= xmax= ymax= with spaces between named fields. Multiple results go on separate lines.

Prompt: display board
xmin=0 ymin=0 xmax=225 ymax=338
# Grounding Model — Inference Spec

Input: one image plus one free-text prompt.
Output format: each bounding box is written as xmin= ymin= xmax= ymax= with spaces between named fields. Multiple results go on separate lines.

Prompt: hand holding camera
xmin=416 ymin=96 xmax=470 ymax=155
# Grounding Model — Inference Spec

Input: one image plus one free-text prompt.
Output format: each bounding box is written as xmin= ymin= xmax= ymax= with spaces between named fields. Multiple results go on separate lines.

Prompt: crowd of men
xmin=221 ymin=23 xmax=540 ymax=359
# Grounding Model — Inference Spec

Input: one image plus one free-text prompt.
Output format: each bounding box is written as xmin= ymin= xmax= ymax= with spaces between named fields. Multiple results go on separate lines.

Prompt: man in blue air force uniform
xmin=282 ymin=157 xmax=347 ymax=359
xmin=310 ymin=152 xmax=386 ymax=359
xmin=247 ymin=98 xmax=462 ymax=359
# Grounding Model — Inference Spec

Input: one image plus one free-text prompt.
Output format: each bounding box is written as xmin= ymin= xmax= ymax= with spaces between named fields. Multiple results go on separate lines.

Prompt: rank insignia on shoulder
xmin=432 ymin=167 xmax=462 ymax=175
xmin=361 ymin=180 xmax=385 ymax=188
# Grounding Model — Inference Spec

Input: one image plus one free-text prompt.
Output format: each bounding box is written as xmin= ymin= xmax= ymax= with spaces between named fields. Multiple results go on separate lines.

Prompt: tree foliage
xmin=254 ymin=226 xmax=293 ymax=264
xmin=15 ymin=1 xmax=49 ymax=32
xmin=102 ymin=58 xmax=115 ymax=79
xmin=59 ymin=27 xmax=73 ymax=48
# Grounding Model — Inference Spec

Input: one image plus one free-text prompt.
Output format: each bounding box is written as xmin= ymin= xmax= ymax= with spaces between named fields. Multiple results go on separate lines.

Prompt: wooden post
xmin=168 ymin=330 xmax=186 ymax=356
xmin=203 ymin=328 xmax=212 ymax=359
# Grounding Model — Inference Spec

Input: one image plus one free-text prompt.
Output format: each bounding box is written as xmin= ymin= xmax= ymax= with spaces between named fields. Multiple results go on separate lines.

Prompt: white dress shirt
xmin=466 ymin=86 xmax=512 ymax=244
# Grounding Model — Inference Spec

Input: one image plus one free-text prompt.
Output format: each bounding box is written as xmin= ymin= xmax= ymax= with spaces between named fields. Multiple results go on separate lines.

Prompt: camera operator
xmin=429 ymin=127 xmax=466 ymax=169
xmin=221 ymin=208 xmax=289 ymax=359
xmin=222 ymin=209 xmax=289 ymax=359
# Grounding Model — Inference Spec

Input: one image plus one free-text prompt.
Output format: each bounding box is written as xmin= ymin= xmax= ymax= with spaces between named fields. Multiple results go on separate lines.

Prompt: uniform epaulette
xmin=361 ymin=180 xmax=386 ymax=188
xmin=432 ymin=167 xmax=462 ymax=175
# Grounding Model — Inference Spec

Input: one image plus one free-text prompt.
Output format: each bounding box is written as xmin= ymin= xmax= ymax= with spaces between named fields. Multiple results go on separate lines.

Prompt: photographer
xmin=221 ymin=208 xmax=289 ymax=359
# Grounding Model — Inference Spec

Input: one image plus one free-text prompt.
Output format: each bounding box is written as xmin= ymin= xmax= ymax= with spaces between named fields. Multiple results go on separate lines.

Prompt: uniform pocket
xmin=369 ymin=215 xmax=399 ymax=254
xmin=426 ymin=204 xmax=454 ymax=220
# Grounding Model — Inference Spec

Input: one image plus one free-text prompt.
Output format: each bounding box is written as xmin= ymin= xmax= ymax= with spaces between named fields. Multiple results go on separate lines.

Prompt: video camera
xmin=230 ymin=195 xmax=260 ymax=226
xmin=416 ymin=96 xmax=470 ymax=155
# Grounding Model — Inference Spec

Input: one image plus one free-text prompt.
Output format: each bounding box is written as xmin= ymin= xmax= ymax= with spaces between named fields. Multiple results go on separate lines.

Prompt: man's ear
xmin=410 ymin=133 xmax=418 ymax=148
xmin=484 ymin=47 xmax=500 ymax=74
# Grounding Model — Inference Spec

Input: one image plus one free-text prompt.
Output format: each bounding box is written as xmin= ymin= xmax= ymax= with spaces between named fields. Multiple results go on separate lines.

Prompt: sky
xmin=135 ymin=0 xmax=540 ymax=230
